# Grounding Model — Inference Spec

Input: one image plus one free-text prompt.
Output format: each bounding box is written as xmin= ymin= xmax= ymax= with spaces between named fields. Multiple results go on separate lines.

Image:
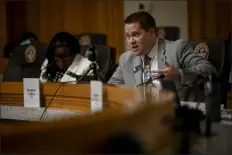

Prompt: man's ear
xmin=150 ymin=28 xmax=157 ymax=36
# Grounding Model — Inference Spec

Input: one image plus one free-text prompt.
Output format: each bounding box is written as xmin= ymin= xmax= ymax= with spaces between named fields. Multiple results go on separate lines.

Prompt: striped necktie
xmin=143 ymin=55 xmax=151 ymax=83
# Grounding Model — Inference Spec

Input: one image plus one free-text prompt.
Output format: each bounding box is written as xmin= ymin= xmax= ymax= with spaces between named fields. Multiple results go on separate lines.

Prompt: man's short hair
xmin=124 ymin=11 xmax=156 ymax=31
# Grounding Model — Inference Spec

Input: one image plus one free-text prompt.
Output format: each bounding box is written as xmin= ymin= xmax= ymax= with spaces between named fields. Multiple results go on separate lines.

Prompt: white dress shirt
xmin=141 ymin=39 xmax=163 ymax=88
xmin=141 ymin=39 xmax=159 ymax=81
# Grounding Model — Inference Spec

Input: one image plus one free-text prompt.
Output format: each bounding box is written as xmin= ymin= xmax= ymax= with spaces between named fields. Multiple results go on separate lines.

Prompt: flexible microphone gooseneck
xmin=28 ymin=61 xmax=55 ymax=79
xmin=41 ymin=62 xmax=55 ymax=71
xmin=67 ymin=65 xmax=95 ymax=84
xmin=69 ymin=46 xmax=103 ymax=84
xmin=87 ymin=46 xmax=99 ymax=81
xmin=136 ymin=75 xmax=165 ymax=87
xmin=66 ymin=66 xmax=107 ymax=83
xmin=38 ymin=80 xmax=77 ymax=123
xmin=66 ymin=71 xmax=79 ymax=82
xmin=39 ymin=59 xmax=94 ymax=122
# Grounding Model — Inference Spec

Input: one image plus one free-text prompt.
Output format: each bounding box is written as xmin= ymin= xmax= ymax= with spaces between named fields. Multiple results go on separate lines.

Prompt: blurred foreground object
xmin=0 ymin=84 xmax=202 ymax=154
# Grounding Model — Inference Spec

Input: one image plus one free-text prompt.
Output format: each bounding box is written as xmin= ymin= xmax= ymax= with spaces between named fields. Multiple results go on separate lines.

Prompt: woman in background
xmin=40 ymin=32 xmax=92 ymax=83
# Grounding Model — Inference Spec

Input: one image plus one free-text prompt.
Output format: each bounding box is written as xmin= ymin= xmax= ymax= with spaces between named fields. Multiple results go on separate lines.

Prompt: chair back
xmin=188 ymin=37 xmax=232 ymax=107
xmin=189 ymin=39 xmax=227 ymax=78
xmin=74 ymin=33 xmax=107 ymax=46
xmin=2 ymin=44 xmax=47 ymax=82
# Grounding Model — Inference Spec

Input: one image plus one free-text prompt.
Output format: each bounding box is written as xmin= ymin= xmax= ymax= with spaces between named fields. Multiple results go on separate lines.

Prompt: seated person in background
xmin=108 ymin=11 xmax=218 ymax=101
xmin=19 ymin=31 xmax=38 ymax=45
xmin=40 ymin=32 xmax=92 ymax=83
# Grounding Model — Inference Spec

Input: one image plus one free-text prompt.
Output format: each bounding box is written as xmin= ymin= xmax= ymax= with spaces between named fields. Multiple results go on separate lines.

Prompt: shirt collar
xmin=142 ymin=38 xmax=159 ymax=60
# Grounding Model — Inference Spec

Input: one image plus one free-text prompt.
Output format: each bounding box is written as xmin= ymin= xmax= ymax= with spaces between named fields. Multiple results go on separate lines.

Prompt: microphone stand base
xmin=89 ymin=62 xmax=101 ymax=81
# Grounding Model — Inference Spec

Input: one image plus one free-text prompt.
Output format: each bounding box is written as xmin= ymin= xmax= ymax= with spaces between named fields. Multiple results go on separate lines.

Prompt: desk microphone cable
xmin=38 ymin=81 xmax=75 ymax=123
xmin=38 ymin=67 xmax=97 ymax=123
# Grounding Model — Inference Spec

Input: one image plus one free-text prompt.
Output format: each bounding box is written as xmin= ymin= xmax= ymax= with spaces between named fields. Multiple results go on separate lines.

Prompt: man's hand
xmin=151 ymin=62 xmax=181 ymax=81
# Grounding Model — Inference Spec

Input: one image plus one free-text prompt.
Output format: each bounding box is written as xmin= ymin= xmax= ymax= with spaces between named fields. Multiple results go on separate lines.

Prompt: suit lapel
xmin=131 ymin=39 xmax=165 ymax=85
xmin=157 ymin=39 xmax=166 ymax=70
xmin=132 ymin=56 xmax=143 ymax=85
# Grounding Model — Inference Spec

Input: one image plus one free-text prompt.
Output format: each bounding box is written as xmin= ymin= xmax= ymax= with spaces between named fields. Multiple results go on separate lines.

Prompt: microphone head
xmin=66 ymin=71 xmax=77 ymax=78
xmin=85 ymin=50 xmax=89 ymax=58
xmin=85 ymin=46 xmax=91 ymax=58
xmin=87 ymin=46 xmax=96 ymax=62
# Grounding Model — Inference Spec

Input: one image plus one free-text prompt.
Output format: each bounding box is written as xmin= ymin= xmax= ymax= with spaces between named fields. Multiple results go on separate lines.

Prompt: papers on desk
xmin=23 ymin=78 xmax=40 ymax=108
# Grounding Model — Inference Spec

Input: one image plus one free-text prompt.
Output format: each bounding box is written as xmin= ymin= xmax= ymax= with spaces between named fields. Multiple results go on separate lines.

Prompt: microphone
xmin=66 ymin=71 xmax=79 ymax=82
xmin=67 ymin=46 xmax=106 ymax=83
xmin=40 ymin=61 xmax=55 ymax=72
xmin=87 ymin=46 xmax=97 ymax=62
xmin=85 ymin=46 xmax=100 ymax=81
xmin=71 ymin=66 xmax=94 ymax=84
xmin=66 ymin=46 xmax=100 ymax=84
xmin=136 ymin=75 xmax=165 ymax=87
xmin=27 ymin=61 xmax=55 ymax=79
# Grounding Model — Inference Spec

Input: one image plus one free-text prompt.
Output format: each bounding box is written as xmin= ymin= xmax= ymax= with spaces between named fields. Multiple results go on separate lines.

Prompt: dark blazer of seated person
xmin=108 ymin=11 xmax=218 ymax=101
xmin=40 ymin=32 xmax=92 ymax=83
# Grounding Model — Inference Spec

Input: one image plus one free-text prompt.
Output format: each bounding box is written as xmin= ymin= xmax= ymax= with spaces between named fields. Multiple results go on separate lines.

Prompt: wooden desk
xmin=1 ymin=81 xmax=231 ymax=122
xmin=1 ymin=83 xmax=231 ymax=154
xmin=1 ymin=82 xmax=168 ymax=122
xmin=0 ymin=83 xmax=182 ymax=154
xmin=0 ymin=82 xmax=135 ymax=114
xmin=0 ymin=57 xmax=8 ymax=74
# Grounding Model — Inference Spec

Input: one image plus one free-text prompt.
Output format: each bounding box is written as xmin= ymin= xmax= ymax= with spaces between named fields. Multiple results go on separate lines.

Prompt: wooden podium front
xmin=0 ymin=82 xmax=135 ymax=114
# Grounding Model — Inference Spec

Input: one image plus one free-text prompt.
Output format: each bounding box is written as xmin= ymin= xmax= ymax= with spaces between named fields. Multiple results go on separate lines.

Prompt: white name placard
xmin=90 ymin=80 xmax=103 ymax=113
xmin=23 ymin=78 xmax=40 ymax=108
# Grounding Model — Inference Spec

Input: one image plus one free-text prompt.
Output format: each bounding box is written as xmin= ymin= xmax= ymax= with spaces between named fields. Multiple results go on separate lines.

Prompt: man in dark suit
xmin=108 ymin=11 xmax=217 ymax=100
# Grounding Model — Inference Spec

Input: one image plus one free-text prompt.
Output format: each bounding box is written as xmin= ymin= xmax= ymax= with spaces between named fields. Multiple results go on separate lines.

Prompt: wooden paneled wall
xmin=0 ymin=0 xmax=7 ymax=57
xmin=1 ymin=0 xmax=231 ymax=58
xmin=7 ymin=1 xmax=27 ymax=44
xmin=188 ymin=0 xmax=231 ymax=40
xmin=26 ymin=0 xmax=124 ymax=60
xmin=0 ymin=0 xmax=124 ymax=60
